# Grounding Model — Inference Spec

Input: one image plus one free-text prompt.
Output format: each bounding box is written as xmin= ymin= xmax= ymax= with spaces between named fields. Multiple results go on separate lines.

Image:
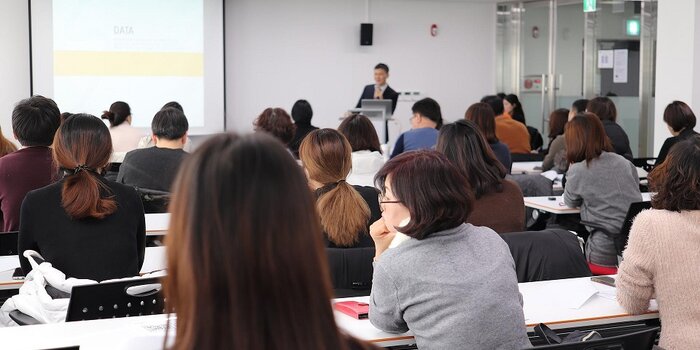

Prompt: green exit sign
xmin=627 ymin=19 xmax=640 ymax=36
xmin=583 ymin=0 xmax=596 ymax=12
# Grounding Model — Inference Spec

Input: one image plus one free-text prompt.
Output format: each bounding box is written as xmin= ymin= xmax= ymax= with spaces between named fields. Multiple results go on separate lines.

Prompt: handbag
xmin=534 ymin=323 xmax=602 ymax=344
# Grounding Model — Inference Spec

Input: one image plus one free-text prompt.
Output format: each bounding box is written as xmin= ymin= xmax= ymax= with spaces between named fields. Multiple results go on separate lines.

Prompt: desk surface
xmin=524 ymin=193 xmax=652 ymax=215
xmin=335 ymin=276 xmax=659 ymax=347
xmin=145 ymin=213 xmax=169 ymax=236
xmin=511 ymin=161 xmax=543 ymax=175
xmin=0 ymin=246 xmax=166 ymax=290
xmin=0 ymin=276 xmax=659 ymax=349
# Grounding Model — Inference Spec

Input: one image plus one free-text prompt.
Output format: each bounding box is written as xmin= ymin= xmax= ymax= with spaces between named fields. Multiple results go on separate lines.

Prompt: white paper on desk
xmin=540 ymin=170 xmax=558 ymax=181
xmin=551 ymin=279 xmax=599 ymax=309
xmin=591 ymin=281 xmax=617 ymax=301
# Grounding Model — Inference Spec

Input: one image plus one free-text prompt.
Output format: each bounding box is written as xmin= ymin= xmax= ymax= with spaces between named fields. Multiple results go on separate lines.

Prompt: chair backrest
xmin=135 ymin=187 xmax=171 ymax=214
xmin=531 ymin=327 xmax=659 ymax=349
xmin=65 ymin=277 xmax=165 ymax=321
xmin=0 ymin=231 xmax=18 ymax=256
xmin=619 ymin=201 xmax=652 ymax=249
xmin=632 ymin=157 xmax=656 ymax=173
xmin=500 ymin=229 xmax=592 ymax=283
xmin=326 ymin=247 xmax=375 ymax=297
xmin=511 ymin=152 xmax=545 ymax=162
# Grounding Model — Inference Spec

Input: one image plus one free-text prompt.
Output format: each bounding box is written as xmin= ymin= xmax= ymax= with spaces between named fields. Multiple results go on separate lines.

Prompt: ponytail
xmin=316 ymin=181 xmax=370 ymax=247
xmin=61 ymin=168 xmax=116 ymax=220
xmin=53 ymin=114 xmax=117 ymax=220
xmin=102 ymin=101 xmax=131 ymax=127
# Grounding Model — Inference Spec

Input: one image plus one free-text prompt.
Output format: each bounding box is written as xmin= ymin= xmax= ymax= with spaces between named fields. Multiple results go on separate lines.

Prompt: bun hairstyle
xmin=101 ymin=101 xmax=131 ymax=127
xmin=299 ymin=129 xmax=371 ymax=247
xmin=53 ymin=114 xmax=116 ymax=220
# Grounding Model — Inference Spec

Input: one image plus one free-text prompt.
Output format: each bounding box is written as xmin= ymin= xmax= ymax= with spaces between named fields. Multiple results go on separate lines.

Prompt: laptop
xmin=361 ymin=99 xmax=393 ymax=118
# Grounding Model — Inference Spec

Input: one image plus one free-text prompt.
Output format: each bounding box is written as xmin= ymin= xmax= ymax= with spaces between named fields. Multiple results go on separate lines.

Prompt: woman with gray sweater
xmin=368 ymin=150 xmax=530 ymax=349
xmin=563 ymin=113 xmax=641 ymax=268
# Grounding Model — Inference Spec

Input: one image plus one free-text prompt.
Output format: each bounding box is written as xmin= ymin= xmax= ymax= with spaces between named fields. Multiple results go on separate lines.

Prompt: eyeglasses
xmin=378 ymin=194 xmax=401 ymax=205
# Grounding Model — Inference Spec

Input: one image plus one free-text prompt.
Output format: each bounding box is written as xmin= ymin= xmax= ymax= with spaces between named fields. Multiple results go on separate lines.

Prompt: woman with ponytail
xmin=101 ymin=101 xmax=145 ymax=152
xmin=18 ymin=114 xmax=146 ymax=281
xmin=299 ymin=129 xmax=381 ymax=248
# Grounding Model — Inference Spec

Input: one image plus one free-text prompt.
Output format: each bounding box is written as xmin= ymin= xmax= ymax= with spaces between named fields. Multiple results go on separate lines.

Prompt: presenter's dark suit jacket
xmin=356 ymin=84 xmax=399 ymax=114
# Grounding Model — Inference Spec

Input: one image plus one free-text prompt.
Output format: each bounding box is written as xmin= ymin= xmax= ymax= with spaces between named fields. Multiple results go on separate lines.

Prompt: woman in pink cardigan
xmin=617 ymin=135 xmax=700 ymax=350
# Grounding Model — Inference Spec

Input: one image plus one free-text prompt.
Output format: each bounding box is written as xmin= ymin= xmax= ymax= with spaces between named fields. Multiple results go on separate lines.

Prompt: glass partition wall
xmin=496 ymin=0 xmax=657 ymax=156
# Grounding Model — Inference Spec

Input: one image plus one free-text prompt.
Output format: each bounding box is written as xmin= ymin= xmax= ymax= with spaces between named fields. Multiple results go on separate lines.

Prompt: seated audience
xmin=117 ymin=107 xmax=189 ymax=192
xmin=254 ymin=107 xmax=296 ymax=149
xmin=18 ymin=114 xmax=145 ymax=280
xmin=563 ymin=113 xmax=641 ymax=267
xmin=437 ymin=120 xmax=525 ymax=233
xmin=586 ymin=97 xmax=633 ymax=160
xmin=338 ymin=114 xmax=385 ymax=187
xmin=369 ymin=150 xmax=530 ymax=349
xmin=542 ymin=108 xmax=569 ymax=173
xmin=655 ymin=100 xmax=698 ymax=165
xmin=617 ymin=136 xmax=700 ymax=350
xmin=465 ymin=102 xmax=512 ymax=171
xmin=0 ymin=126 xmax=17 ymax=158
xmin=101 ymin=101 xmax=145 ymax=152
xmin=390 ymin=98 xmax=442 ymax=158
xmin=137 ymin=101 xmax=193 ymax=152
xmin=483 ymin=95 xmax=530 ymax=154
xmin=288 ymin=99 xmax=319 ymax=158
xmin=164 ymin=132 xmax=375 ymax=349
xmin=0 ymin=96 xmax=61 ymax=232
xmin=504 ymin=94 xmax=543 ymax=151
xmin=299 ymin=129 xmax=380 ymax=248
xmin=568 ymin=99 xmax=589 ymax=120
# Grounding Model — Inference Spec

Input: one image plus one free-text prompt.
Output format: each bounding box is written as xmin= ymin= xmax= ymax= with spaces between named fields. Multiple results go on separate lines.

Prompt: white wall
xmin=654 ymin=0 xmax=700 ymax=155
xmin=225 ymin=0 xmax=497 ymax=140
xmin=0 ymin=0 xmax=30 ymax=146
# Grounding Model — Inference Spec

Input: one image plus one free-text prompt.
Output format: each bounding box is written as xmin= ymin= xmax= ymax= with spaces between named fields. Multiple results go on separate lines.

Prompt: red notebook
xmin=334 ymin=301 xmax=369 ymax=319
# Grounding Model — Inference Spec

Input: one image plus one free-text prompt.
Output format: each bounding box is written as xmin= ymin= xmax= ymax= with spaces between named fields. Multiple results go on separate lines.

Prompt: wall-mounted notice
xmin=613 ymin=49 xmax=628 ymax=83
xmin=598 ymin=50 xmax=614 ymax=69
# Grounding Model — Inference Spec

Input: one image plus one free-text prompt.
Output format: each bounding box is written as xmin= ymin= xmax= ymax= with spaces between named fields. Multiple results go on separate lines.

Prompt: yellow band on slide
xmin=54 ymin=51 xmax=203 ymax=76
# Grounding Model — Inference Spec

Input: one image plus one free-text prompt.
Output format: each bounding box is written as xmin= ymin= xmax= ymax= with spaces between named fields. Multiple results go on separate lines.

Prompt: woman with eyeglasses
xmin=436 ymin=120 xmax=525 ymax=233
xmin=299 ymin=129 xmax=381 ymax=248
xmin=368 ymin=150 xmax=530 ymax=349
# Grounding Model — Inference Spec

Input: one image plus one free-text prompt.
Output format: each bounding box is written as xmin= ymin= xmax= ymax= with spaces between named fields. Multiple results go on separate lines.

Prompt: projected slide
xmin=31 ymin=0 xmax=224 ymax=133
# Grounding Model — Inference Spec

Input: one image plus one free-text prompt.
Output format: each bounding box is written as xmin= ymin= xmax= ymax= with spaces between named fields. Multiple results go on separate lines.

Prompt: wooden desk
xmin=145 ymin=213 xmax=169 ymax=236
xmin=524 ymin=193 xmax=652 ymax=215
xmin=0 ymin=246 xmax=166 ymax=291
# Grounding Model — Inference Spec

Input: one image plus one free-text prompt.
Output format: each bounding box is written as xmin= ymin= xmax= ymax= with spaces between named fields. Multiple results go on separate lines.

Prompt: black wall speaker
xmin=361 ymin=23 xmax=373 ymax=46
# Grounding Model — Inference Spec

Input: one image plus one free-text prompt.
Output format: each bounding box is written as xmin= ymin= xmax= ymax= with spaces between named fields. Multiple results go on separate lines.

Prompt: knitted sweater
xmin=617 ymin=209 xmax=700 ymax=350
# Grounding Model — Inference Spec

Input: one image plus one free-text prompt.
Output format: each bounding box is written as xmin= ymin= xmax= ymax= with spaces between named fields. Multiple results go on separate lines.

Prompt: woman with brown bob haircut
xmin=655 ymin=100 xmax=699 ymax=165
xmin=368 ymin=150 xmax=529 ymax=349
xmin=338 ymin=114 xmax=385 ymax=187
xmin=253 ymin=107 xmax=296 ymax=147
xmin=299 ymin=129 xmax=380 ymax=247
xmin=436 ymin=120 xmax=524 ymax=233
xmin=164 ymin=133 xmax=375 ymax=350
xmin=563 ymin=113 xmax=641 ymax=269
xmin=18 ymin=114 xmax=145 ymax=280
xmin=586 ymin=97 xmax=633 ymax=160
xmin=617 ymin=136 xmax=700 ymax=349
xmin=465 ymin=102 xmax=512 ymax=171
xmin=542 ymin=108 xmax=570 ymax=172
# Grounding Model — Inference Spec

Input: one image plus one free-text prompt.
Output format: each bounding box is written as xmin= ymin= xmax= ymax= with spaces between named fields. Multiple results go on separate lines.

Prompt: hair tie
xmin=336 ymin=179 xmax=346 ymax=184
xmin=61 ymin=164 xmax=97 ymax=177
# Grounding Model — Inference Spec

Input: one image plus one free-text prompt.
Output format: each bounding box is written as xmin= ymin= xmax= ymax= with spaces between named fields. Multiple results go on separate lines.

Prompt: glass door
xmin=496 ymin=0 xmax=657 ymax=156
